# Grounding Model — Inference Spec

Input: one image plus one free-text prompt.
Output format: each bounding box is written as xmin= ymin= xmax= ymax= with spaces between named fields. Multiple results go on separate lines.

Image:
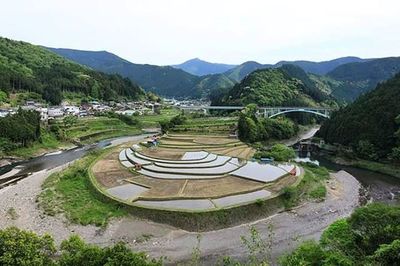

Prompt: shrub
xmin=0 ymin=227 xmax=56 ymax=266
xmin=279 ymin=240 xmax=325 ymax=266
xmin=263 ymin=144 xmax=296 ymax=162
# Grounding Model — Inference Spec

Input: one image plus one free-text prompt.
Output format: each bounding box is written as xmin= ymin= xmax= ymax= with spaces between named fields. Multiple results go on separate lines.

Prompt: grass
xmin=62 ymin=116 xmax=142 ymax=141
xmin=140 ymin=108 xmax=180 ymax=128
xmin=5 ymin=129 xmax=71 ymax=158
xmin=171 ymin=116 xmax=238 ymax=134
xmin=38 ymin=151 xmax=126 ymax=226
xmin=353 ymin=159 xmax=400 ymax=179
xmin=6 ymin=207 xmax=19 ymax=220
xmin=282 ymin=163 xmax=330 ymax=208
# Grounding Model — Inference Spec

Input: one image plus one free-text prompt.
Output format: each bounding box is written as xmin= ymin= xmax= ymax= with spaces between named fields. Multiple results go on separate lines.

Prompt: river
xmin=0 ymin=133 xmax=153 ymax=184
xmin=1 ymin=128 xmax=400 ymax=204
xmin=292 ymin=129 xmax=400 ymax=205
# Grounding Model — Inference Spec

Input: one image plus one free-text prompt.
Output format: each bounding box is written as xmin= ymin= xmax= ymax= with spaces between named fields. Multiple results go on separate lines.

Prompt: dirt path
xmin=0 ymin=164 xmax=360 ymax=265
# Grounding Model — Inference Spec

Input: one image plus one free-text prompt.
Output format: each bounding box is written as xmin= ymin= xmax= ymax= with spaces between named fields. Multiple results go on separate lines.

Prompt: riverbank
xmin=322 ymin=154 xmax=400 ymax=180
xmin=262 ymin=125 xmax=320 ymax=149
xmin=0 ymin=156 xmax=361 ymax=265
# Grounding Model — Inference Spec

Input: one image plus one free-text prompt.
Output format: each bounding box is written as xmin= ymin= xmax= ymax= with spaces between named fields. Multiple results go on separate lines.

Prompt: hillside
xmin=172 ymin=58 xmax=236 ymax=76
xmin=224 ymin=61 xmax=270 ymax=82
xmin=318 ymin=73 xmax=400 ymax=158
xmin=0 ymin=38 xmax=144 ymax=104
xmin=213 ymin=65 xmax=333 ymax=107
xmin=48 ymin=48 xmax=201 ymax=98
xmin=325 ymin=57 xmax=400 ymax=101
xmin=275 ymin=56 xmax=368 ymax=75
xmin=192 ymin=73 xmax=235 ymax=98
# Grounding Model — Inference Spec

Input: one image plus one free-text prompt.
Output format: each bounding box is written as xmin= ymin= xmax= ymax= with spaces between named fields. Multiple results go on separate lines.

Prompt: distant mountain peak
xmin=172 ymin=58 xmax=237 ymax=76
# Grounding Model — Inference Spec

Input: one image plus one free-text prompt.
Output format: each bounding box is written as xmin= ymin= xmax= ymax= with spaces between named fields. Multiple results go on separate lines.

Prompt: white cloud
xmin=0 ymin=0 xmax=399 ymax=64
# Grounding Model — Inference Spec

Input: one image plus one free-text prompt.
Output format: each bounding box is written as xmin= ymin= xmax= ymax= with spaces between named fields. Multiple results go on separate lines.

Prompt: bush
xmin=309 ymin=185 xmax=327 ymax=200
xmin=0 ymin=228 xmax=160 ymax=266
xmin=280 ymin=204 xmax=400 ymax=266
xmin=262 ymin=144 xmax=296 ymax=162
xmin=279 ymin=240 xmax=325 ymax=266
xmin=0 ymin=227 xmax=56 ymax=266
xmin=371 ymin=239 xmax=400 ymax=265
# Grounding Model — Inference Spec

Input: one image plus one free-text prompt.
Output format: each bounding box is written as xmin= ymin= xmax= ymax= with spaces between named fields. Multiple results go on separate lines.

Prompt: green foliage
xmin=371 ymin=239 xmax=400 ymax=265
xmin=279 ymin=240 xmax=325 ymax=266
xmin=38 ymin=153 xmax=126 ymax=226
xmin=347 ymin=203 xmax=400 ymax=255
xmin=257 ymin=144 xmax=296 ymax=162
xmin=59 ymin=235 xmax=161 ymax=266
xmin=0 ymin=90 xmax=7 ymax=103
xmin=238 ymin=105 xmax=299 ymax=143
xmin=0 ymin=227 xmax=56 ymax=266
xmin=280 ymin=204 xmax=400 ymax=266
xmin=282 ymin=164 xmax=329 ymax=208
xmin=48 ymin=47 xmax=201 ymax=98
xmin=327 ymin=57 xmax=400 ymax=101
xmin=63 ymin=115 xmax=78 ymax=127
xmin=0 ymin=37 xmax=144 ymax=103
xmin=319 ymin=73 xmax=400 ymax=159
xmin=0 ymin=227 xmax=160 ymax=266
xmin=215 ymin=66 xmax=332 ymax=107
xmin=0 ymin=108 xmax=41 ymax=148
xmin=160 ymin=113 xmax=187 ymax=133
xmin=356 ymin=140 xmax=378 ymax=161
xmin=389 ymin=147 xmax=400 ymax=163
xmin=320 ymin=219 xmax=358 ymax=257
xmin=309 ymin=185 xmax=327 ymax=201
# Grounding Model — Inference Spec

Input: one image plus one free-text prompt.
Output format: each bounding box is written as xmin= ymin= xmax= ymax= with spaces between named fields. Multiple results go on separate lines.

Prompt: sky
xmin=1 ymin=0 xmax=399 ymax=65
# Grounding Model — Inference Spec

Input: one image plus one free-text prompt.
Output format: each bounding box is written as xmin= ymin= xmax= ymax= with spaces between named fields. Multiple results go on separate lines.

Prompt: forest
xmin=0 ymin=37 xmax=144 ymax=105
xmin=318 ymin=73 xmax=400 ymax=162
xmin=0 ymin=109 xmax=41 ymax=151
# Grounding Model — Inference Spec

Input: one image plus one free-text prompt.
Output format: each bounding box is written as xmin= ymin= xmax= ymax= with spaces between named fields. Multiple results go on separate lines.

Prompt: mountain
xmin=47 ymin=48 xmax=201 ymax=98
xmin=0 ymin=38 xmax=144 ymax=104
xmin=172 ymin=58 xmax=236 ymax=76
xmin=213 ymin=65 xmax=333 ymax=107
xmin=318 ymin=72 xmax=400 ymax=158
xmin=192 ymin=74 xmax=235 ymax=98
xmin=224 ymin=61 xmax=270 ymax=82
xmin=325 ymin=57 xmax=400 ymax=101
xmin=275 ymin=56 xmax=368 ymax=75
xmin=222 ymin=57 xmax=366 ymax=83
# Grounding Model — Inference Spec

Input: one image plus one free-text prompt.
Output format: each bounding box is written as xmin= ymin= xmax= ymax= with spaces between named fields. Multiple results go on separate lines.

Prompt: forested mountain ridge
xmin=172 ymin=58 xmax=236 ymax=76
xmin=318 ymin=72 xmax=400 ymax=160
xmin=47 ymin=47 xmax=200 ymax=98
xmin=0 ymin=37 xmax=145 ymax=104
xmin=211 ymin=65 xmax=335 ymax=107
xmin=275 ymin=56 xmax=369 ymax=75
xmin=222 ymin=57 xmax=367 ymax=82
xmin=324 ymin=57 xmax=400 ymax=101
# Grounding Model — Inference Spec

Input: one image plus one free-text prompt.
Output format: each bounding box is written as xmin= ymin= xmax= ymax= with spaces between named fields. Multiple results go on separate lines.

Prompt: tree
xmin=63 ymin=115 xmax=78 ymax=127
xmin=356 ymin=140 xmax=378 ymax=160
xmin=43 ymin=86 xmax=62 ymax=105
xmin=371 ymin=239 xmax=400 ymax=266
xmin=0 ymin=90 xmax=7 ymax=103
xmin=279 ymin=240 xmax=325 ymax=266
xmin=0 ymin=227 xmax=56 ymax=266
xmin=263 ymin=144 xmax=296 ymax=161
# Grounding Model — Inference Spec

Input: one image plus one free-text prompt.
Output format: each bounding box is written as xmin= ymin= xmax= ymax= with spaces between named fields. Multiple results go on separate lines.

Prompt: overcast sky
xmin=1 ymin=0 xmax=399 ymax=65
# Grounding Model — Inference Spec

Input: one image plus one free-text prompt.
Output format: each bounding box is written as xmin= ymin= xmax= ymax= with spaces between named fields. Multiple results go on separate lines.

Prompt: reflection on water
xmin=295 ymin=146 xmax=400 ymax=204
xmin=0 ymin=134 xmax=150 ymax=178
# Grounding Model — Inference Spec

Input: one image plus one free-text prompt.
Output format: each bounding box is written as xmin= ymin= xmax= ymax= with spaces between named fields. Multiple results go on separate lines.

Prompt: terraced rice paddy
xmin=91 ymin=134 xmax=300 ymax=213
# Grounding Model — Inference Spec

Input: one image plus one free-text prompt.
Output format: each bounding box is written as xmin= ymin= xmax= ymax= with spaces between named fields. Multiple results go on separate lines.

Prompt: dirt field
xmin=182 ymin=176 xmax=264 ymax=198
xmin=140 ymin=148 xmax=185 ymax=160
xmin=92 ymin=151 xmax=133 ymax=188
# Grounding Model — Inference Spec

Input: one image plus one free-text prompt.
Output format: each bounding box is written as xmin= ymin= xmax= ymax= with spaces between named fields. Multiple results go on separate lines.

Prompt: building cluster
xmin=0 ymin=100 xmax=162 ymax=121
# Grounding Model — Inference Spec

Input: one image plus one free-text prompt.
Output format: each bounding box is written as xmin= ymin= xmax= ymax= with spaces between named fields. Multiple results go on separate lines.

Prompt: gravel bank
xmin=0 ymin=165 xmax=360 ymax=265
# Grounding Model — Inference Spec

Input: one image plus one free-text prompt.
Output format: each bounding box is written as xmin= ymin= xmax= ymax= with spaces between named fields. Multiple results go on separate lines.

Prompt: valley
xmin=1 ymin=24 xmax=400 ymax=265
